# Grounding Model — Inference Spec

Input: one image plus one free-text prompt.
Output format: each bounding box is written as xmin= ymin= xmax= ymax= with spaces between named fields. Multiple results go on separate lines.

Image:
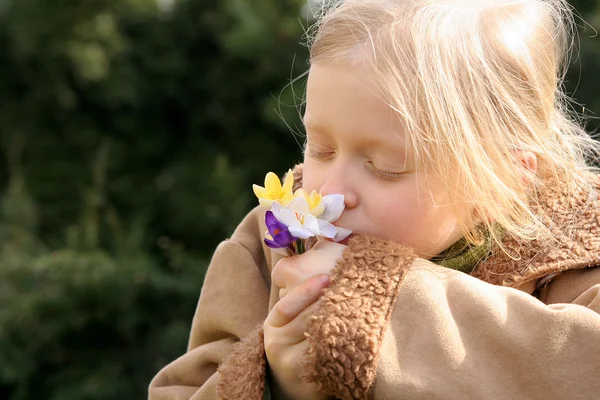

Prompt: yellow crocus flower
xmin=253 ymin=169 xmax=295 ymax=207
xmin=293 ymin=188 xmax=324 ymax=217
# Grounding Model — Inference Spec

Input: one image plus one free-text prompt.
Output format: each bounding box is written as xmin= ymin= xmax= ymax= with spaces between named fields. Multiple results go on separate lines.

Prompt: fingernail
xmin=320 ymin=274 xmax=330 ymax=286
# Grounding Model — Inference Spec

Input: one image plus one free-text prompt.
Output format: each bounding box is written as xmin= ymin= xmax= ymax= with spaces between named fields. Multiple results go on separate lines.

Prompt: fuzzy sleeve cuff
xmin=216 ymin=325 xmax=269 ymax=400
xmin=301 ymin=235 xmax=417 ymax=400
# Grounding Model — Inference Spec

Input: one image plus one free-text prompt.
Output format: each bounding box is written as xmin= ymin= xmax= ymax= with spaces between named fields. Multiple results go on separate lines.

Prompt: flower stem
xmin=296 ymin=239 xmax=305 ymax=254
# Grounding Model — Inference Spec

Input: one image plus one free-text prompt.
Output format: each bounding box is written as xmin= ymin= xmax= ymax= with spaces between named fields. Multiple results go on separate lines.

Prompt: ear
xmin=514 ymin=150 xmax=537 ymax=185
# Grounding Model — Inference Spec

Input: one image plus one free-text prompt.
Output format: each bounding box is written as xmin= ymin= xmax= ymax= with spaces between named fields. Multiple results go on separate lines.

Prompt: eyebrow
xmin=304 ymin=114 xmax=410 ymax=161
xmin=306 ymin=120 xmax=403 ymax=146
xmin=303 ymin=119 xmax=333 ymax=135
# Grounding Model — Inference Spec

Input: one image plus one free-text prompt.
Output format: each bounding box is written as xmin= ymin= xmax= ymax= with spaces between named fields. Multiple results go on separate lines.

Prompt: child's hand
xmin=264 ymin=241 xmax=346 ymax=400
xmin=272 ymin=240 xmax=346 ymax=298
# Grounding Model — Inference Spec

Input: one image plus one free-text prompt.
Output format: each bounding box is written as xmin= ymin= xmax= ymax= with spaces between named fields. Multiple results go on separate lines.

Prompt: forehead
xmin=303 ymin=63 xmax=407 ymax=149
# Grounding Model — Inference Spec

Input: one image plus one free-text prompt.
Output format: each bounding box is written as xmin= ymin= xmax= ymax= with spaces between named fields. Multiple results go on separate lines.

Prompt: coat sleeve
xmin=148 ymin=207 xmax=273 ymax=400
xmin=372 ymin=261 xmax=600 ymax=400
xmin=301 ymin=236 xmax=600 ymax=400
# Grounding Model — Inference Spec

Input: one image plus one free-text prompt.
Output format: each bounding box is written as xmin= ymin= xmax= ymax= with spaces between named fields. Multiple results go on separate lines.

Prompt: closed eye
xmin=368 ymin=162 xmax=405 ymax=181
xmin=304 ymin=146 xmax=335 ymax=162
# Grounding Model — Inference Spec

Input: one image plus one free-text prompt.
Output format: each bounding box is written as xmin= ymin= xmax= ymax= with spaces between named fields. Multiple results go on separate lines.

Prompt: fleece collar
xmin=473 ymin=174 xmax=600 ymax=286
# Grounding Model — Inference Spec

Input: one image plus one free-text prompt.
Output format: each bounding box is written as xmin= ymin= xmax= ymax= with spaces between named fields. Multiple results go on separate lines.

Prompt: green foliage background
xmin=0 ymin=0 xmax=598 ymax=398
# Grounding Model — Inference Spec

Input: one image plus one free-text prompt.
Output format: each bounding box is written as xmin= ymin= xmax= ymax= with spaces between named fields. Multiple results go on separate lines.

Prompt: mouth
xmin=338 ymin=233 xmax=355 ymax=245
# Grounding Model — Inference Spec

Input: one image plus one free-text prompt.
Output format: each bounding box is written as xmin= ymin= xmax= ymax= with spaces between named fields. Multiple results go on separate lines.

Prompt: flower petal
xmin=264 ymin=172 xmax=282 ymax=191
xmin=273 ymin=204 xmax=302 ymax=229
xmin=308 ymin=190 xmax=322 ymax=207
xmin=293 ymin=188 xmax=308 ymax=200
xmin=273 ymin=229 xmax=296 ymax=247
xmin=302 ymin=214 xmax=321 ymax=236
xmin=285 ymin=197 xmax=311 ymax=214
xmin=271 ymin=201 xmax=288 ymax=224
xmin=316 ymin=219 xmax=337 ymax=238
xmin=265 ymin=210 xmax=280 ymax=228
xmin=253 ymin=184 xmax=266 ymax=199
xmin=333 ymin=227 xmax=353 ymax=242
xmin=288 ymin=226 xmax=314 ymax=239
xmin=320 ymin=194 xmax=345 ymax=222
xmin=271 ymin=201 xmax=283 ymax=214
xmin=264 ymin=237 xmax=285 ymax=249
xmin=280 ymin=192 xmax=295 ymax=206
xmin=282 ymin=169 xmax=294 ymax=194
xmin=310 ymin=202 xmax=325 ymax=218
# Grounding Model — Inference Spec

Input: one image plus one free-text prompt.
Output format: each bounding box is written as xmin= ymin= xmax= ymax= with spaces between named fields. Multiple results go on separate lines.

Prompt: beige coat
xmin=149 ymin=168 xmax=600 ymax=400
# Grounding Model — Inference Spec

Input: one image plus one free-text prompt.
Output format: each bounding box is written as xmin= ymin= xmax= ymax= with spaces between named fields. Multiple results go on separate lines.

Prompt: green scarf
xmin=431 ymin=227 xmax=500 ymax=274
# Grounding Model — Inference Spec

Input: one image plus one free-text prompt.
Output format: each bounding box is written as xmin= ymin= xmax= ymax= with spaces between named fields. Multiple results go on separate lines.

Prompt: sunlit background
xmin=0 ymin=0 xmax=599 ymax=398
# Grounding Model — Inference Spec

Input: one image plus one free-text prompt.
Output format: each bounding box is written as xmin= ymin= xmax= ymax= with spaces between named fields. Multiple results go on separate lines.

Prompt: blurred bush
xmin=0 ymin=0 xmax=598 ymax=398
xmin=0 ymin=0 xmax=308 ymax=398
xmin=0 ymin=0 xmax=309 ymax=254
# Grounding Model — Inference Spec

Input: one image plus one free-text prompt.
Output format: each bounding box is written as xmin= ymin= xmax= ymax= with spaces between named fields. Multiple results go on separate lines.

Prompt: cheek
xmin=365 ymin=186 xmax=461 ymax=256
xmin=367 ymin=194 xmax=426 ymax=237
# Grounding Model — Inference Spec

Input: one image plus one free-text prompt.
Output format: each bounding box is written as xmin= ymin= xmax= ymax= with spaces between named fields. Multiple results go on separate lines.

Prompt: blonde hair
xmin=307 ymin=0 xmax=600 ymax=249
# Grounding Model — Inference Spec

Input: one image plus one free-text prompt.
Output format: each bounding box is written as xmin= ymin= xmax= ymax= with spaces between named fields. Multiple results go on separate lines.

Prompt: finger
xmin=311 ymin=239 xmax=346 ymax=253
xmin=314 ymin=237 xmax=333 ymax=245
xmin=279 ymin=300 xmax=322 ymax=345
xmin=273 ymin=255 xmax=314 ymax=295
xmin=264 ymin=300 xmax=322 ymax=349
xmin=278 ymin=262 xmax=312 ymax=298
xmin=266 ymin=274 xmax=330 ymax=328
xmin=271 ymin=256 xmax=297 ymax=289
xmin=278 ymin=269 xmax=327 ymax=298
xmin=264 ymin=337 xmax=311 ymax=387
xmin=278 ymin=284 xmax=301 ymax=299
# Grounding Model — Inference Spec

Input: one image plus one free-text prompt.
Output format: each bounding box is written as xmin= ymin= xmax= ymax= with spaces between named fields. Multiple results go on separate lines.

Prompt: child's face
xmin=302 ymin=63 xmax=464 ymax=258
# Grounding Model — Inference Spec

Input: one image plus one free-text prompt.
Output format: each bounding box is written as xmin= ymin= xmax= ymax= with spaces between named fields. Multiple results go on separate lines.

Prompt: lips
xmin=338 ymin=233 xmax=355 ymax=245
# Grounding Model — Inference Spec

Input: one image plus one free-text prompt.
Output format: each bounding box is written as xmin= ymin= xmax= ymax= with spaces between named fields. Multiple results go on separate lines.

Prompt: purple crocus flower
xmin=264 ymin=210 xmax=296 ymax=249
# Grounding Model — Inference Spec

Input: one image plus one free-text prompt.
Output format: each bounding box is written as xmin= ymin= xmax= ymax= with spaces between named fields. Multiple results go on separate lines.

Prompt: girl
xmin=149 ymin=0 xmax=600 ymax=399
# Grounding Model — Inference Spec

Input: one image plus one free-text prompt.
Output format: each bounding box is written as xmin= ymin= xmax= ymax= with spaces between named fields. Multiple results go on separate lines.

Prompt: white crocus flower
xmin=319 ymin=194 xmax=344 ymax=222
xmin=271 ymin=194 xmax=352 ymax=242
xmin=332 ymin=226 xmax=352 ymax=242
xmin=319 ymin=194 xmax=352 ymax=242
xmin=272 ymin=198 xmax=321 ymax=239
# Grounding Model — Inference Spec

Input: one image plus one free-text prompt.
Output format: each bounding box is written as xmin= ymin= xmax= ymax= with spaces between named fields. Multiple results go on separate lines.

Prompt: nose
xmin=318 ymin=161 xmax=359 ymax=209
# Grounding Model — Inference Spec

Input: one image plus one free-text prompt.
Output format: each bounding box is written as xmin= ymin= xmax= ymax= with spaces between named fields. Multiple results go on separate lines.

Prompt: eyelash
xmin=304 ymin=148 xmax=334 ymax=161
xmin=369 ymin=164 xmax=405 ymax=181
xmin=305 ymin=148 xmax=405 ymax=181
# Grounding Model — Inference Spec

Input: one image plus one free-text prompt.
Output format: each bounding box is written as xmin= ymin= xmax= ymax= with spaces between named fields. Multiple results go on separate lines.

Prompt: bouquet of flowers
xmin=253 ymin=169 xmax=352 ymax=256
